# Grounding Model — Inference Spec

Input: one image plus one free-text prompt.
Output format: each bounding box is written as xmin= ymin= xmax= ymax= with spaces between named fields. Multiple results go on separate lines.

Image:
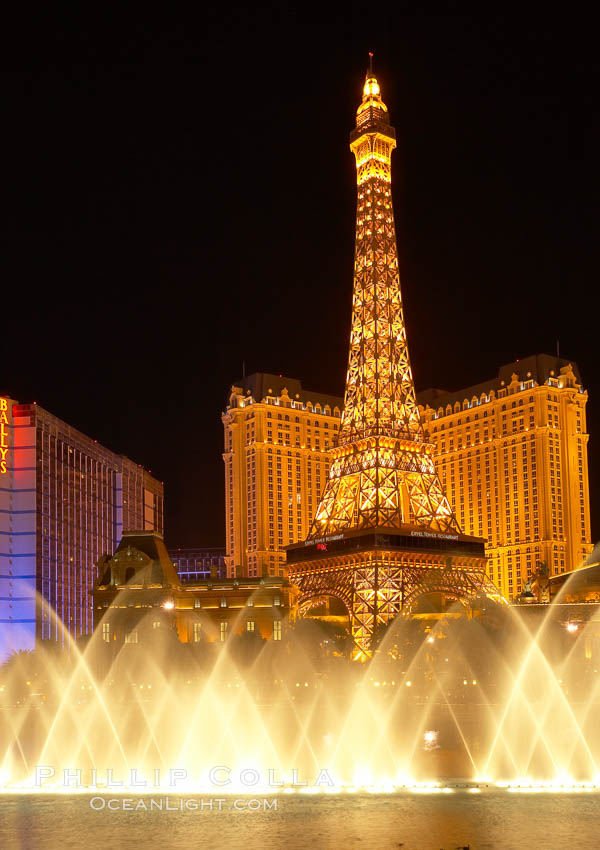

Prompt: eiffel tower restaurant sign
xmin=286 ymin=62 xmax=501 ymax=658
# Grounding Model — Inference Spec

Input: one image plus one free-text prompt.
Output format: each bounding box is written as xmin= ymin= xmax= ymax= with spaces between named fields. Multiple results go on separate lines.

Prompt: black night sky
xmin=2 ymin=9 xmax=597 ymax=547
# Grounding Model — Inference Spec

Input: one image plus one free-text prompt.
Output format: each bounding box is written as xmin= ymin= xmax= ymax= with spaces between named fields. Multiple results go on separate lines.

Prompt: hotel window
xmin=102 ymin=622 xmax=110 ymax=643
xmin=247 ymin=620 xmax=255 ymax=632
xmin=193 ymin=622 xmax=202 ymax=642
xmin=273 ymin=620 xmax=282 ymax=641
xmin=152 ymin=621 xmax=161 ymax=629
xmin=220 ymin=597 xmax=227 ymax=607
xmin=220 ymin=621 xmax=228 ymax=642
xmin=125 ymin=628 xmax=138 ymax=644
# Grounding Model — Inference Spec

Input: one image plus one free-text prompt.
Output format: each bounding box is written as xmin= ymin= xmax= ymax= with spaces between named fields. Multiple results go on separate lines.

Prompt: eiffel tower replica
xmin=287 ymin=60 xmax=500 ymax=658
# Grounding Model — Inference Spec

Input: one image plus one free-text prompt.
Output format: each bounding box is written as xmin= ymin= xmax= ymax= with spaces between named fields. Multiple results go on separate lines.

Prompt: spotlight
xmin=423 ymin=730 xmax=439 ymax=748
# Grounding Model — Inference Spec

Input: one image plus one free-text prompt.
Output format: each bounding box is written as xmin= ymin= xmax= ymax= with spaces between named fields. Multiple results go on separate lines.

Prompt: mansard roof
xmin=230 ymin=372 xmax=343 ymax=410
xmin=417 ymin=354 xmax=583 ymax=410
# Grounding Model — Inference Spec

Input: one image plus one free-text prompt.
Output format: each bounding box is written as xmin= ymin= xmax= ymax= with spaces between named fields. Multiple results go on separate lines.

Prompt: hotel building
xmin=223 ymin=356 xmax=592 ymax=599
xmin=93 ymin=531 xmax=294 ymax=647
xmin=0 ymin=396 xmax=163 ymax=659
xmin=222 ymin=374 xmax=342 ymax=578
xmin=417 ymin=355 xmax=592 ymax=598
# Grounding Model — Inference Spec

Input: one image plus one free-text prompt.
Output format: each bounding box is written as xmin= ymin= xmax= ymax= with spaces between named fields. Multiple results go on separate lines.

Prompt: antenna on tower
xmin=556 ymin=339 xmax=560 ymax=359
xmin=242 ymin=361 xmax=246 ymax=379
xmin=368 ymin=51 xmax=374 ymax=75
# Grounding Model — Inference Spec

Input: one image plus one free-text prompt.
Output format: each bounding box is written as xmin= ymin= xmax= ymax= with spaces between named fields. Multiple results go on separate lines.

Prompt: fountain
xmin=1 ymin=571 xmax=600 ymax=795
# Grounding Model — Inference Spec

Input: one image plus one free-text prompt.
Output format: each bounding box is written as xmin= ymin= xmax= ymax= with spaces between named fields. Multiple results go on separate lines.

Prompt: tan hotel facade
xmin=418 ymin=355 xmax=592 ymax=598
xmin=222 ymin=374 xmax=341 ymax=578
xmin=223 ymin=357 xmax=593 ymax=598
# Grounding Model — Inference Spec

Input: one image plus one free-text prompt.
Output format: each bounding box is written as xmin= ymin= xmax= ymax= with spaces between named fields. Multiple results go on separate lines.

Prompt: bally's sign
xmin=0 ymin=398 xmax=10 ymax=474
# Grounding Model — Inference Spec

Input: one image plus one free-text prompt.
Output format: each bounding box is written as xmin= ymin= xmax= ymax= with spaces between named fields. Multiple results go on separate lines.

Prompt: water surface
xmin=1 ymin=792 xmax=598 ymax=850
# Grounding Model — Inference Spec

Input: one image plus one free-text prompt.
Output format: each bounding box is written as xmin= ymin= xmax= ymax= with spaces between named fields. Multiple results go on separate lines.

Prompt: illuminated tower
xmin=309 ymin=62 xmax=458 ymax=537
xmin=287 ymin=62 xmax=500 ymax=657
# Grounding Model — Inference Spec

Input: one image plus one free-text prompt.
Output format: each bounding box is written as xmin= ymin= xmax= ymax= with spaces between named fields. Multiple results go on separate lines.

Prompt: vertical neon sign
xmin=0 ymin=398 xmax=9 ymax=474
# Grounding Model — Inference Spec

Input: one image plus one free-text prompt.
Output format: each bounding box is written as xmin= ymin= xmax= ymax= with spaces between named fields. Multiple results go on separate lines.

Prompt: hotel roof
xmin=230 ymin=372 xmax=343 ymax=410
xmin=417 ymin=354 xmax=583 ymax=410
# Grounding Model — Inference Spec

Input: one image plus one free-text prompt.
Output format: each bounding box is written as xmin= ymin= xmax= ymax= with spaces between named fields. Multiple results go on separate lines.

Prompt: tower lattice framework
xmin=308 ymin=66 xmax=458 ymax=539
xmin=288 ymin=64 xmax=500 ymax=657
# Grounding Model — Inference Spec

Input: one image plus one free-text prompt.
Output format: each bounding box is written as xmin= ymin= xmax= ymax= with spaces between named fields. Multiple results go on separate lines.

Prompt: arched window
xmin=125 ymin=567 xmax=135 ymax=583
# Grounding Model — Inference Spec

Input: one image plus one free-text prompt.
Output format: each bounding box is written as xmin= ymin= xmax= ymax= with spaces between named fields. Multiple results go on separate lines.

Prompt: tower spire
xmin=308 ymin=68 xmax=459 ymax=537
